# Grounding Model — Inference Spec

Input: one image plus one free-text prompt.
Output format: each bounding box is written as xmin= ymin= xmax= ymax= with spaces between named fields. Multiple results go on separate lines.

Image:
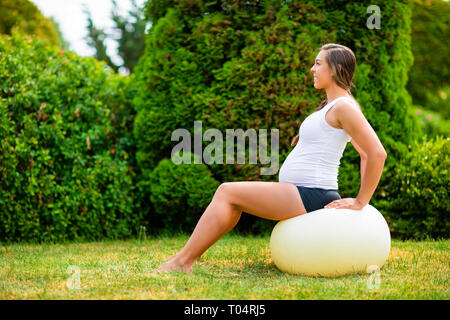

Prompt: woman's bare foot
xmin=156 ymin=253 xmax=193 ymax=273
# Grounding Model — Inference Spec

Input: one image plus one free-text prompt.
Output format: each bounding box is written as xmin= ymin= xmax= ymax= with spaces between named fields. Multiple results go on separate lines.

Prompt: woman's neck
xmin=325 ymin=85 xmax=350 ymax=102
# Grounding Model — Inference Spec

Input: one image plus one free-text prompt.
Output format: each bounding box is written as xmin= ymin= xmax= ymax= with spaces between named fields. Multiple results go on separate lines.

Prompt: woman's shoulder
xmin=331 ymin=97 xmax=362 ymax=129
xmin=336 ymin=96 xmax=361 ymax=111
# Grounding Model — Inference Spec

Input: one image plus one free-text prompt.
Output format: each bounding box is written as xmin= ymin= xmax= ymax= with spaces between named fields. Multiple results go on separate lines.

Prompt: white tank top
xmin=278 ymin=96 xmax=356 ymax=190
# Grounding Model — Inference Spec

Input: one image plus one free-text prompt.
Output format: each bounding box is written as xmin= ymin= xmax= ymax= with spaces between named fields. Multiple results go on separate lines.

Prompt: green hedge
xmin=149 ymin=152 xmax=220 ymax=233
xmin=0 ymin=34 xmax=140 ymax=243
xmin=376 ymin=136 xmax=449 ymax=239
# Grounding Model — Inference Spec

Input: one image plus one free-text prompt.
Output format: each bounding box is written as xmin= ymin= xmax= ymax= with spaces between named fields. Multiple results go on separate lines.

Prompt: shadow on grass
xmin=191 ymin=259 xmax=368 ymax=283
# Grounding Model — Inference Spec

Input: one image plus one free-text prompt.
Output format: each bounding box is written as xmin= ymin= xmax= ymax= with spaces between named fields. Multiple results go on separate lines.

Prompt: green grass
xmin=0 ymin=234 xmax=449 ymax=299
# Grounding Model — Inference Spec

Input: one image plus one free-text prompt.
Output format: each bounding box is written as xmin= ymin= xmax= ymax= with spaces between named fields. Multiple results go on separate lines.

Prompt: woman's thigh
xmin=214 ymin=181 xmax=306 ymax=220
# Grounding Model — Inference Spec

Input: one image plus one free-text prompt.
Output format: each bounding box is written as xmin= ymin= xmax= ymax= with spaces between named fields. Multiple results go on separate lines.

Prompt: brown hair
xmin=291 ymin=43 xmax=357 ymax=147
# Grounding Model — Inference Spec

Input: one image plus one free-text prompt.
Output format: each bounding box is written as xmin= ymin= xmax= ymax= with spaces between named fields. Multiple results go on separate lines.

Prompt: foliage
xmin=411 ymin=105 xmax=450 ymax=139
xmin=48 ymin=17 xmax=70 ymax=50
xmin=84 ymin=9 xmax=119 ymax=73
xmin=407 ymin=0 xmax=450 ymax=118
xmin=2 ymin=0 xmax=445 ymax=240
xmin=0 ymin=34 xmax=140 ymax=243
xmin=0 ymin=0 xmax=60 ymax=47
xmin=149 ymin=152 xmax=220 ymax=233
xmin=84 ymin=0 xmax=147 ymax=73
xmin=375 ymin=136 xmax=449 ymax=240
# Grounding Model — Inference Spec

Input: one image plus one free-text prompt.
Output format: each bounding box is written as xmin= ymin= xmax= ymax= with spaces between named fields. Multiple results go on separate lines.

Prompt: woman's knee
xmin=209 ymin=197 xmax=242 ymax=224
xmin=214 ymin=183 xmax=232 ymax=202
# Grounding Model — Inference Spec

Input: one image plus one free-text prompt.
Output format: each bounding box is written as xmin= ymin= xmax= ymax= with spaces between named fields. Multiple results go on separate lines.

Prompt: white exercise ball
xmin=270 ymin=204 xmax=391 ymax=277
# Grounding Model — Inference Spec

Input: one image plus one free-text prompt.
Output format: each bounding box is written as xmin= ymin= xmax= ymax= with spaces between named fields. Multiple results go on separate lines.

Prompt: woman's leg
xmin=157 ymin=182 xmax=306 ymax=273
xmin=157 ymin=198 xmax=242 ymax=273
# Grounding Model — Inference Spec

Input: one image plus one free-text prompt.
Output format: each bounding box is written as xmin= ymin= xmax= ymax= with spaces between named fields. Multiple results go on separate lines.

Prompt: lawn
xmin=0 ymin=233 xmax=448 ymax=300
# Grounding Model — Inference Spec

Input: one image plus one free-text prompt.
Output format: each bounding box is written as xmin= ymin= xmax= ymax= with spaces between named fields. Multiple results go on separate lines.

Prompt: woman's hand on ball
xmin=324 ymin=198 xmax=365 ymax=210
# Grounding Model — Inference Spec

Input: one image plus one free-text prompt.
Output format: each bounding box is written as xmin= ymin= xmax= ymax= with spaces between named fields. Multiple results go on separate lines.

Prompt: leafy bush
xmin=0 ymin=34 xmax=139 ymax=243
xmin=0 ymin=0 xmax=60 ymax=46
xmin=375 ymin=136 xmax=449 ymax=240
xmin=411 ymin=105 xmax=450 ymax=139
xmin=149 ymin=152 xmax=220 ymax=233
xmin=407 ymin=0 xmax=449 ymax=117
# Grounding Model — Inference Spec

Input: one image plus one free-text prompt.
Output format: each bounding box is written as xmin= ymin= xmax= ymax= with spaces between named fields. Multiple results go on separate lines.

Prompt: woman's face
xmin=310 ymin=50 xmax=334 ymax=89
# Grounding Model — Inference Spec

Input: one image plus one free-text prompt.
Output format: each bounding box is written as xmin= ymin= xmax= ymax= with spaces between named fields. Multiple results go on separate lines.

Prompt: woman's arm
xmin=360 ymin=155 xmax=366 ymax=182
xmin=351 ymin=139 xmax=367 ymax=181
xmin=356 ymin=153 xmax=386 ymax=206
xmin=326 ymin=100 xmax=387 ymax=210
xmin=336 ymin=101 xmax=387 ymax=206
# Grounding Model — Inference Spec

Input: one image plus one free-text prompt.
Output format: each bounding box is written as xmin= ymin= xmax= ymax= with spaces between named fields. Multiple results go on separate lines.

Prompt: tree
xmin=84 ymin=0 xmax=147 ymax=74
xmin=48 ymin=17 xmax=70 ymax=50
xmin=0 ymin=0 xmax=60 ymax=46
xmin=407 ymin=0 xmax=450 ymax=118
xmin=84 ymin=7 xmax=119 ymax=73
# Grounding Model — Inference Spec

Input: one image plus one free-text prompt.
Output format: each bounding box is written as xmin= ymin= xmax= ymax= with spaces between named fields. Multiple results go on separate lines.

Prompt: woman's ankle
xmin=176 ymin=251 xmax=196 ymax=267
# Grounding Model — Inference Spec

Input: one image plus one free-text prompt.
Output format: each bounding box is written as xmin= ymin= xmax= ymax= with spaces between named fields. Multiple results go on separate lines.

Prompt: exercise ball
xmin=270 ymin=204 xmax=391 ymax=277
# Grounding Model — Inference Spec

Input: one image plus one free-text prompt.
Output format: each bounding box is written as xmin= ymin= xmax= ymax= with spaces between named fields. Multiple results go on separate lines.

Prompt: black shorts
xmin=296 ymin=185 xmax=342 ymax=213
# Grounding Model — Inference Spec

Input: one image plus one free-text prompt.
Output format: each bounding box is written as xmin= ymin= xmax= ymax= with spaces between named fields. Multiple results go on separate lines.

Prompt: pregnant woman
xmin=157 ymin=43 xmax=387 ymax=273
